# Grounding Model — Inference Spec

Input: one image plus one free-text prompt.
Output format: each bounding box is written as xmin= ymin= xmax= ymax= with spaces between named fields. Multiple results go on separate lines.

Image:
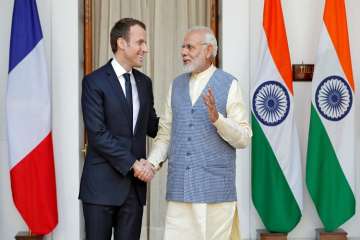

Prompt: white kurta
xmin=148 ymin=65 xmax=252 ymax=240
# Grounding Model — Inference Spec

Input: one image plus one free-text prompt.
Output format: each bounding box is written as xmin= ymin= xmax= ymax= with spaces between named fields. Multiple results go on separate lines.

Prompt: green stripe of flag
xmin=252 ymin=114 xmax=301 ymax=233
xmin=306 ymin=104 xmax=355 ymax=231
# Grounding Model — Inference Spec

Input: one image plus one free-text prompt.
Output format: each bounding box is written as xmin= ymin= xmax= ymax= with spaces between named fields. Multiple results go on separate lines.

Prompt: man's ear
xmin=206 ymin=44 xmax=213 ymax=59
xmin=117 ymin=37 xmax=127 ymax=50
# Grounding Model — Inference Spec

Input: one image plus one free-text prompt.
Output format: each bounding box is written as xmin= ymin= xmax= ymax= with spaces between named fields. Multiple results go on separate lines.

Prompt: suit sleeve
xmin=82 ymin=76 xmax=137 ymax=176
xmin=146 ymin=78 xmax=159 ymax=138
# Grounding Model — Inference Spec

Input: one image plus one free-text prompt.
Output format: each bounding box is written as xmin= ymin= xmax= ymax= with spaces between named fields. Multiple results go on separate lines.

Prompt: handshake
xmin=132 ymin=159 xmax=155 ymax=182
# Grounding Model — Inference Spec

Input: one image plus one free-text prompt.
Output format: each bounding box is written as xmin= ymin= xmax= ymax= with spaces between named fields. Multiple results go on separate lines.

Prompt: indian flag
xmin=251 ymin=0 xmax=303 ymax=232
xmin=306 ymin=0 xmax=355 ymax=231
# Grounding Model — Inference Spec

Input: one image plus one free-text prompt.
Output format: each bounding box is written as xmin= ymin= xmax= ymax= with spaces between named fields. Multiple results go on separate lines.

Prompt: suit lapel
xmin=133 ymin=70 xmax=145 ymax=136
xmin=105 ymin=62 xmax=133 ymax=130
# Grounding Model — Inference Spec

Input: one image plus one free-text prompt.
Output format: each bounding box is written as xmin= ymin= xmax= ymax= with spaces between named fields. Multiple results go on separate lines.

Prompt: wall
xmin=222 ymin=0 xmax=360 ymax=239
xmin=0 ymin=0 xmax=84 ymax=239
xmin=221 ymin=0 xmax=252 ymax=238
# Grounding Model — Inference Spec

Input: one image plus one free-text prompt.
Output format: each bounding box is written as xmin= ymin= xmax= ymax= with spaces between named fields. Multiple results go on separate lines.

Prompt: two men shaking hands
xmin=132 ymin=158 xmax=154 ymax=182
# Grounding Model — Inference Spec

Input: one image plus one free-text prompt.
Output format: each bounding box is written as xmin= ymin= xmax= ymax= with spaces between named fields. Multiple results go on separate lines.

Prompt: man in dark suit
xmin=79 ymin=18 xmax=159 ymax=240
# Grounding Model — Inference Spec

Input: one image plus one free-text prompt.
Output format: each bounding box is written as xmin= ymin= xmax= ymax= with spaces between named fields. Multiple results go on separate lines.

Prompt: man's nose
xmin=181 ymin=48 xmax=187 ymax=57
xmin=143 ymin=43 xmax=149 ymax=53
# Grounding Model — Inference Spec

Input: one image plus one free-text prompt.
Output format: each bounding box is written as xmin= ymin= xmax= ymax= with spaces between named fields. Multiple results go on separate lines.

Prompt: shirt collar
xmin=111 ymin=58 xmax=132 ymax=77
xmin=190 ymin=64 xmax=216 ymax=80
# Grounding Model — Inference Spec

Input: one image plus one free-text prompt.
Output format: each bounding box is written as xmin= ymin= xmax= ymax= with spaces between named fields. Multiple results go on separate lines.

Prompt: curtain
xmin=92 ymin=1 xmax=210 ymax=239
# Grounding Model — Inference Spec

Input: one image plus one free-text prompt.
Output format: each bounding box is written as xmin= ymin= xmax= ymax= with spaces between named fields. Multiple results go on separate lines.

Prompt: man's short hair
xmin=110 ymin=18 xmax=146 ymax=53
xmin=187 ymin=26 xmax=218 ymax=58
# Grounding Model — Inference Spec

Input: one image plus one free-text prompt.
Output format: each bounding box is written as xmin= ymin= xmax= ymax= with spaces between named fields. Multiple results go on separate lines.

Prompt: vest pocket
xmin=203 ymin=165 xmax=229 ymax=176
xmin=205 ymin=160 xmax=229 ymax=168
xmin=203 ymin=166 xmax=227 ymax=194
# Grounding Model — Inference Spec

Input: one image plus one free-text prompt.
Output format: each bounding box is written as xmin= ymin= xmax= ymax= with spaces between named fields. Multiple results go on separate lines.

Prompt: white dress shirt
xmin=111 ymin=58 xmax=139 ymax=132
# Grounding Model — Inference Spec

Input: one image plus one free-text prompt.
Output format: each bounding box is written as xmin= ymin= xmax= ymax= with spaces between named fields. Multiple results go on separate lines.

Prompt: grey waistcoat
xmin=166 ymin=69 xmax=237 ymax=203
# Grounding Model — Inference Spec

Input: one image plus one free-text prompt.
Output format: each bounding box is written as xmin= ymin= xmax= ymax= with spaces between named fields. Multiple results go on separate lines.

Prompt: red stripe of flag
xmin=10 ymin=133 xmax=58 ymax=234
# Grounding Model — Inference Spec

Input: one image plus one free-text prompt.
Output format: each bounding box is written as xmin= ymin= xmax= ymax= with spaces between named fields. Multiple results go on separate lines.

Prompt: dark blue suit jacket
xmin=79 ymin=60 xmax=158 ymax=206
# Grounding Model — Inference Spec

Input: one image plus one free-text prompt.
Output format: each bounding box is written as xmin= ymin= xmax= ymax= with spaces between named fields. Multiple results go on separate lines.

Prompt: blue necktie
xmin=123 ymin=73 xmax=133 ymax=129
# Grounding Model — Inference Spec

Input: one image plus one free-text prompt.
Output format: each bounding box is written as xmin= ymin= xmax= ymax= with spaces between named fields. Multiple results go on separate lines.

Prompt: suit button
xmin=191 ymin=109 xmax=195 ymax=114
xmin=186 ymin=166 xmax=190 ymax=170
xmin=187 ymin=137 xmax=191 ymax=141
xmin=189 ymin=123 xmax=193 ymax=127
xmin=186 ymin=152 xmax=191 ymax=156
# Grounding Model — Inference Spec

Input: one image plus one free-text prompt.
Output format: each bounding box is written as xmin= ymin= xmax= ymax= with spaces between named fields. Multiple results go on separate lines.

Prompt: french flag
xmin=6 ymin=0 xmax=58 ymax=235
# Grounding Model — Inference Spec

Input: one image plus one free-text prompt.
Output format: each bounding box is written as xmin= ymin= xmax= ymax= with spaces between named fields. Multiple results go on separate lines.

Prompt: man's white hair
xmin=187 ymin=26 xmax=218 ymax=58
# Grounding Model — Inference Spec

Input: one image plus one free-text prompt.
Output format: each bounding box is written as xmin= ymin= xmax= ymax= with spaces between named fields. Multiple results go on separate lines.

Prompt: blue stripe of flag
xmin=9 ymin=0 xmax=43 ymax=73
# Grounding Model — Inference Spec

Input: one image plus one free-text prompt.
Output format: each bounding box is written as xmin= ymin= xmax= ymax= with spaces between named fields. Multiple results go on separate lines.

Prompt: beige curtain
xmin=92 ymin=1 xmax=210 ymax=239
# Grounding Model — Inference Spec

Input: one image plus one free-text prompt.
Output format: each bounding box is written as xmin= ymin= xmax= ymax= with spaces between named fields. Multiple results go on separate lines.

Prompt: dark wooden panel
xmin=84 ymin=0 xmax=93 ymax=75
xmin=210 ymin=0 xmax=219 ymax=67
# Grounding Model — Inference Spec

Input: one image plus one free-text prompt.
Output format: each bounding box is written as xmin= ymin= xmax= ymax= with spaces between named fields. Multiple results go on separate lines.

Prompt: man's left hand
xmin=133 ymin=159 xmax=154 ymax=182
xmin=203 ymin=88 xmax=219 ymax=123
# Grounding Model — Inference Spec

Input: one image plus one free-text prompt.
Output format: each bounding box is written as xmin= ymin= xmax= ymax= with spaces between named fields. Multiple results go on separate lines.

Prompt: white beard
xmin=183 ymin=53 xmax=206 ymax=73
xmin=183 ymin=64 xmax=194 ymax=73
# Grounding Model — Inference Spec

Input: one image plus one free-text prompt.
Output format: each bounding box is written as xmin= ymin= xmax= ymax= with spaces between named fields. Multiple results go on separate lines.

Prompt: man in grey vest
xmin=148 ymin=26 xmax=252 ymax=240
